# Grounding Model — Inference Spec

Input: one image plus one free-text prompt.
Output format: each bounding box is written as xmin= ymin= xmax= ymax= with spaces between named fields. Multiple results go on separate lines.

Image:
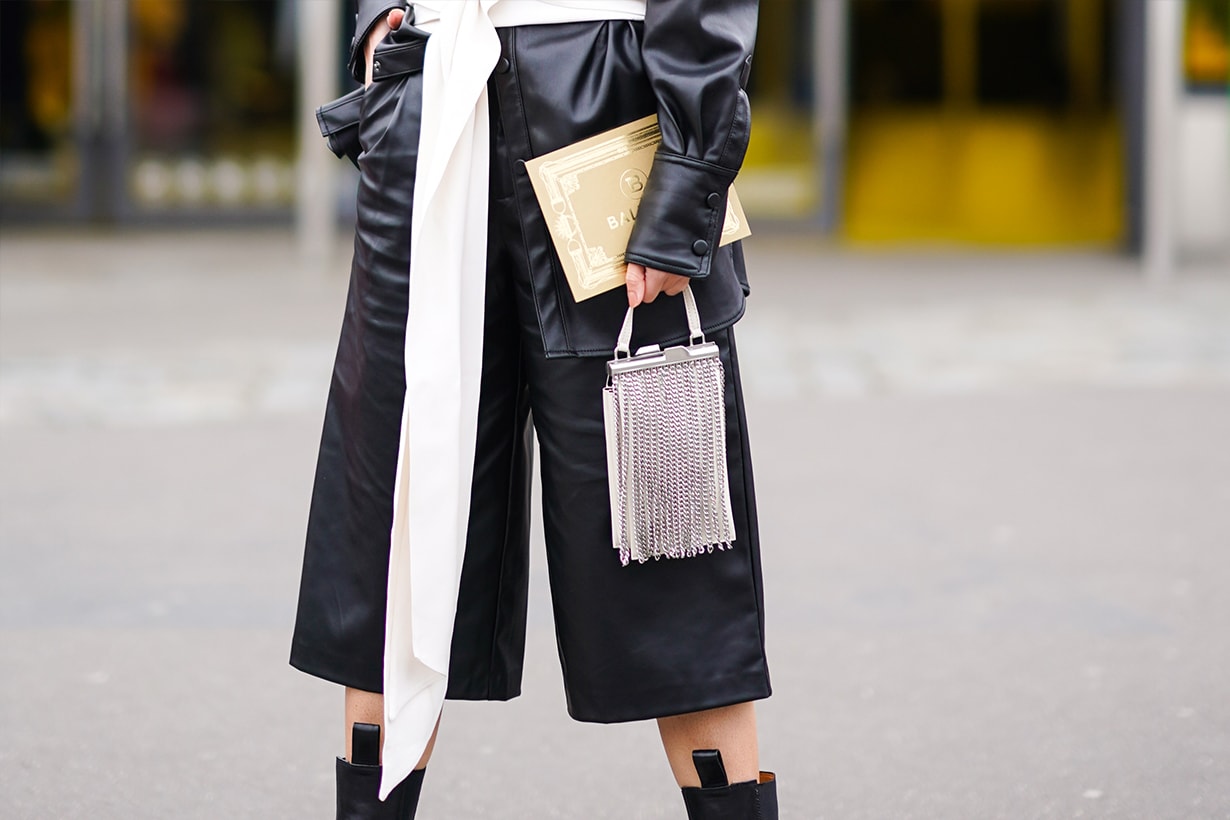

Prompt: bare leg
xmin=344 ymin=687 xmax=440 ymax=769
xmin=657 ymin=701 xmax=759 ymax=787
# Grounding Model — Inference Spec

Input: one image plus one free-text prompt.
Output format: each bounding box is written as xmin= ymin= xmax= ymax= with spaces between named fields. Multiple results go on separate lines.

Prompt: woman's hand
xmin=625 ymin=263 xmax=690 ymax=308
xmin=364 ymin=8 xmax=406 ymax=87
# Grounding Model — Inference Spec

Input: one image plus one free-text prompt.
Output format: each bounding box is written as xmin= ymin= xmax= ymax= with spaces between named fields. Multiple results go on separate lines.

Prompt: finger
xmin=664 ymin=275 xmax=689 ymax=296
xmin=364 ymin=10 xmax=403 ymax=86
xmin=366 ymin=21 xmax=391 ymax=58
xmin=625 ymin=263 xmax=645 ymax=308
xmin=643 ymin=267 xmax=672 ymax=303
xmin=364 ymin=17 xmax=393 ymax=87
xmin=641 ymin=271 xmax=661 ymax=303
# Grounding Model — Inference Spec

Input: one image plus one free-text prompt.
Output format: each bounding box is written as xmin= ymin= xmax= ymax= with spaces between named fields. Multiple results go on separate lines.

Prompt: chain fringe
xmin=606 ymin=354 xmax=736 ymax=566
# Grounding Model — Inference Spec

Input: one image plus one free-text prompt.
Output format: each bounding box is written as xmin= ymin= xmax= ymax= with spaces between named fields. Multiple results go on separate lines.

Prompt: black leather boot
xmin=680 ymin=750 xmax=778 ymax=820
xmin=336 ymin=723 xmax=425 ymax=819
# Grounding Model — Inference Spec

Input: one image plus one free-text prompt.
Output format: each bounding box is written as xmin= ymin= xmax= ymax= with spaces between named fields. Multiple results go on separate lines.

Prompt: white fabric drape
xmin=381 ymin=0 xmax=646 ymax=799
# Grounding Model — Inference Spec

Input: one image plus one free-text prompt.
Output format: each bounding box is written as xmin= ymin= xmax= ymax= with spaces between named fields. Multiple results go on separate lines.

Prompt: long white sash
xmin=381 ymin=0 xmax=646 ymax=799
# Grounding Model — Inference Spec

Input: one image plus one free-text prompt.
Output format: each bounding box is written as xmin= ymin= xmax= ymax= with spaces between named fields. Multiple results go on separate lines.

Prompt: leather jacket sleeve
xmin=349 ymin=0 xmax=757 ymax=281
xmin=349 ymin=0 xmax=409 ymax=82
xmin=623 ymin=0 xmax=758 ymax=280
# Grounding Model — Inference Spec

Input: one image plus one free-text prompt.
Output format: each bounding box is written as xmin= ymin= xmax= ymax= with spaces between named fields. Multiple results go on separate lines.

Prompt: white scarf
xmin=381 ymin=0 xmax=647 ymax=799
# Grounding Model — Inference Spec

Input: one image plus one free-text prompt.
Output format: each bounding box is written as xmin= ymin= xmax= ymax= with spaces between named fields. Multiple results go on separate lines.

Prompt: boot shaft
xmin=336 ymin=722 xmax=424 ymax=820
xmin=680 ymin=749 xmax=778 ymax=820
xmin=336 ymin=758 xmax=425 ymax=820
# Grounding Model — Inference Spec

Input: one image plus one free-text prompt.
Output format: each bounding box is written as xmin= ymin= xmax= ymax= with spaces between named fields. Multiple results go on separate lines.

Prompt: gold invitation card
xmin=524 ymin=114 xmax=751 ymax=302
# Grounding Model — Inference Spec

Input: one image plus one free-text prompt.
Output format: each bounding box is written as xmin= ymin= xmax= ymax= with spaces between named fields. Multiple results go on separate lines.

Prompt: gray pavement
xmin=1 ymin=229 xmax=1228 ymax=819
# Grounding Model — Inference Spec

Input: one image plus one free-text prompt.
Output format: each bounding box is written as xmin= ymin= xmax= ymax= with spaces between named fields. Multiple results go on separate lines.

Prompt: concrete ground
xmin=1 ymin=229 xmax=1228 ymax=819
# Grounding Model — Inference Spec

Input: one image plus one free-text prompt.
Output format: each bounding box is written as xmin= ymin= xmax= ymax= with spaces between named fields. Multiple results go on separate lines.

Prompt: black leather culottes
xmin=290 ymin=21 xmax=770 ymax=723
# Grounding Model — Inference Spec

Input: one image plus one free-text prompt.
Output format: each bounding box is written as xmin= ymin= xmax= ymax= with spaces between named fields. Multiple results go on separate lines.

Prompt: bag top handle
xmin=614 ymin=284 xmax=705 ymax=358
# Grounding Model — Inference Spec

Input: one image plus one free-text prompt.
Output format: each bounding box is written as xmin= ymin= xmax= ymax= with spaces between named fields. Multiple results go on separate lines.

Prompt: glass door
xmin=0 ymin=0 xmax=91 ymax=220
xmin=1 ymin=0 xmax=303 ymax=224
xmin=741 ymin=0 xmax=821 ymax=219
xmin=843 ymin=0 xmax=1125 ymax=245
xmin=124 ymin=0 xmax=299 ymax=219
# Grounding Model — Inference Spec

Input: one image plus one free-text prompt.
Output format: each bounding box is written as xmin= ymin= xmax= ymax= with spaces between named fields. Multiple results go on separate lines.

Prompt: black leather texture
xmin=291 ymin=6 xmax=770 ymax=723
xmin=316 ymin=25 xmax=427 ymax=167
xmin=693 ymin=749 xmax=732 ymax=789
xmin=335 ymin=758 xmax=424 ymax=819
xmin=493 ymin=19 xmax=753 ymax=357
xmin=348 ymin=2 xmax=408 ymax=82
xmin=352 ymin=0 xmax=757 ymax=347
xmin=316 ymin=87 xmax=364 ymax=167
xmin=682 ymin=774 xmax=779 ymax=820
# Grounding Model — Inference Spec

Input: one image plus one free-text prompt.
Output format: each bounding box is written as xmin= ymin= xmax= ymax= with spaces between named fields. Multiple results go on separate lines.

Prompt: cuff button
xmin=707 ymin=192 xmax=722 ymax=208
xmin=692 ymin=239 xmax=710 ymax=256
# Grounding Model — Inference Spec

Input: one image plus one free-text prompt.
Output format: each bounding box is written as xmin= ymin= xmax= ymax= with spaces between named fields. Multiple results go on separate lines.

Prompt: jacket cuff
xmin=624 ymin=151 xmax=737 ymax=279
xmin=348 ymin=1 xmax=407 ymax=83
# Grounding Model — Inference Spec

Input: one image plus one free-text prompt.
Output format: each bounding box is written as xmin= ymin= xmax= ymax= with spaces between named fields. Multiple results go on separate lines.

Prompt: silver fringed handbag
xmin=603 ymin=285 xmax=736 ymax=566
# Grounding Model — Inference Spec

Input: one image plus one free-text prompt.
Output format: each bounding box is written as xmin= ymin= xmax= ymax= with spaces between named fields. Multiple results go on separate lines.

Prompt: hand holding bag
xmin=603 ymin=286 xmax=736 ymax=566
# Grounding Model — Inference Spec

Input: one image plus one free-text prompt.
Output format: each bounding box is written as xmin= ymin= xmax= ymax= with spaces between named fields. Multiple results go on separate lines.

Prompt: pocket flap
xmin=315 ymin=87 xmax=365 ymax=166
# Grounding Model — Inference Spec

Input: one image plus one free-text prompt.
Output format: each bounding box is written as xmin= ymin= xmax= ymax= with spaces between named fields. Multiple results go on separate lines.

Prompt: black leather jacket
xmin=325 ymin=0 xmax=758 ymax=356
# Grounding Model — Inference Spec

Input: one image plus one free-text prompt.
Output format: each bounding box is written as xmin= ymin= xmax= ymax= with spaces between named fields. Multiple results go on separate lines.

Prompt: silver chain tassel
xmin=603 ymin=287 xmax=736 ymax=566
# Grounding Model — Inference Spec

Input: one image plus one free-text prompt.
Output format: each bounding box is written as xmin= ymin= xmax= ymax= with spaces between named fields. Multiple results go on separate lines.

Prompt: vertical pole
xmin=1066 ymin=0 xmax=1102 ymax=112
xmin=75 ymin=0 xmax=126 ymax=222
xmin=1120 ymin=0 xmax=1147 ymax=256
xmin=1143 ymin=0 xmax=1183 ymax=283
xmin=816 ymin=0 xmax=848 ymax=235
xmin=941 ymin=0 xmax=978 ymax=111
xmin=101 ymin=0 xmax=129 ymax=222
xmin=297 ymin=0 xmax=341 ymax=266
xmin=71 ymin=0 xmax=99 ymax=220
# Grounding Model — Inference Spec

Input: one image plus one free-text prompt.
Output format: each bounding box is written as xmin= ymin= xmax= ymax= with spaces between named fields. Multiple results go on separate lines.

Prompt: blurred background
xmin=0 ymin=0 xmax=1227 ymax=258
xmin=2 ymin=1 xmax=1229 ymax=818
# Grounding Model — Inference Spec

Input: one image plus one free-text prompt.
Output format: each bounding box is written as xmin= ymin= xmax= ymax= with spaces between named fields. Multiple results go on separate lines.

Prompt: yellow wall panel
xmin=844 ymin=110 xmax=1123 ymax=245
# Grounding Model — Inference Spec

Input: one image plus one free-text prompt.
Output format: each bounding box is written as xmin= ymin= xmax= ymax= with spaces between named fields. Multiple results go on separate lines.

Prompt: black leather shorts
xmin=290 ymin=20 xmax=770 ymax=723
